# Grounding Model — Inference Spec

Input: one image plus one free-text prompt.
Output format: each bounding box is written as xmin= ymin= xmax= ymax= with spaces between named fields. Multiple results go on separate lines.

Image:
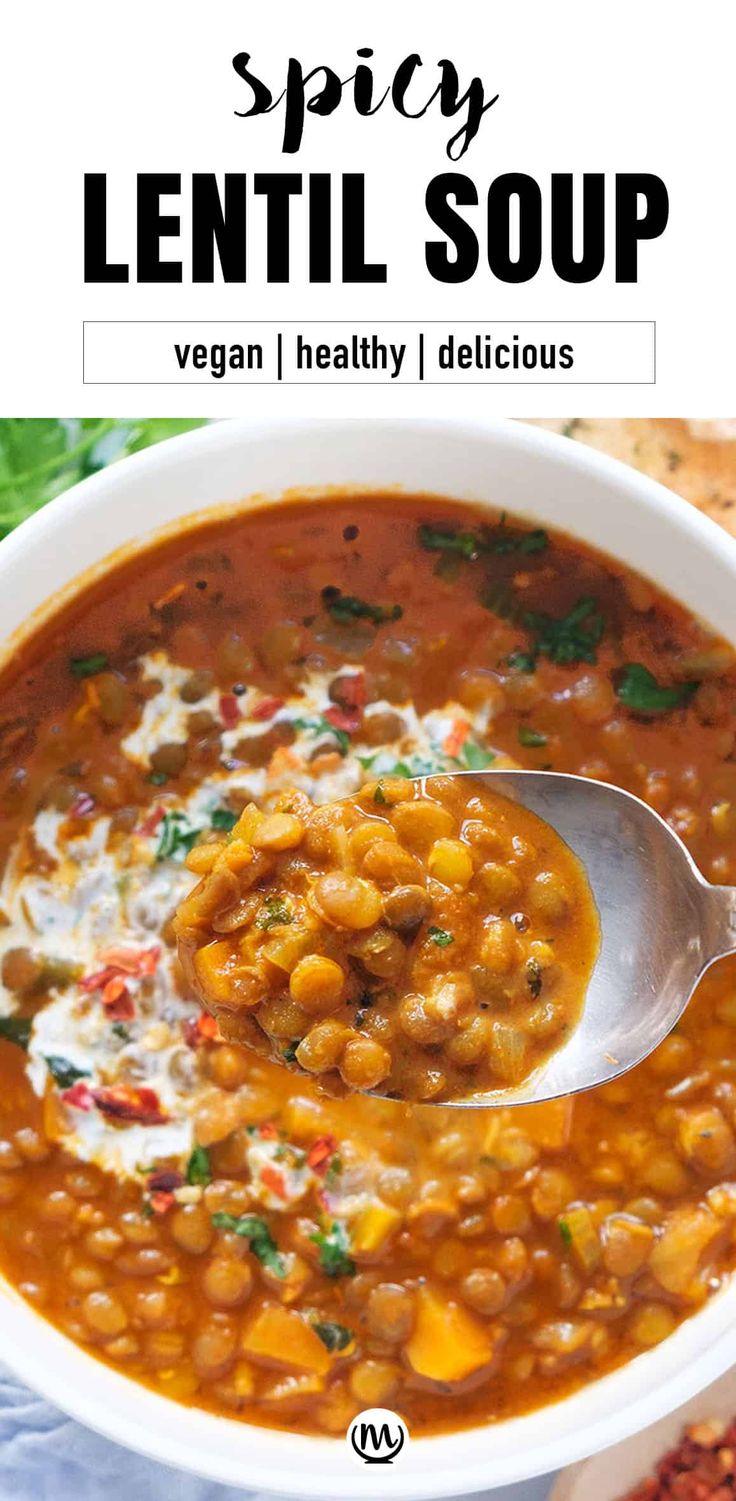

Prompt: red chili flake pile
xmin=620 ymin=1418 xmax=736 ymax=1500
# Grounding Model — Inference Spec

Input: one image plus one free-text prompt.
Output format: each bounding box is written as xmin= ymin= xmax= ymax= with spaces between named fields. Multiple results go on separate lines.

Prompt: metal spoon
xmin=410 ymin=769 xmax=736 ymax=1109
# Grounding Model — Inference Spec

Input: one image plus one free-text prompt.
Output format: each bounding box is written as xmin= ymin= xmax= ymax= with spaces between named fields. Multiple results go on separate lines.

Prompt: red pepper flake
xmin=324 ymin=704 xmax=361 ymax=735
xmin=138 ymin=805 xmax=165 ymax=838
xmin=443 ymin=717 xmax=472 ymax=759
xmin=61 ymin=1081 xmax=95 ymax=1111
xmin=260 ymin=1164 xmax=288 ymax=1200
xmin=619 ymin=1416 xmax=736 ymax=1500
xmin=79 ymin=966 xmax=119 ymax=994
xmin=69 ymin=792 xmax=95 ymax=819
xmin=219 ymin=693 xmax=241 ymax=729
xmin=91 ymin=1085 xmax=169 ymax=1126
xmin=148 ymin=1190 xmax=175 ymax=1216
xmin=307 ymin=1134 xmax=338 ymax=1174
xmin=183 ymin=1012 xmax=218 ymax=1048
xmin=251 ymin=695 xmax=284 ymax=722
xmin=98 ymin=946 xmax=160 ymax=977
xmin=101 ymin=976 xmax=134 ymax=1021
xmin=257 ymin=1121 xmax=279 ymax=1141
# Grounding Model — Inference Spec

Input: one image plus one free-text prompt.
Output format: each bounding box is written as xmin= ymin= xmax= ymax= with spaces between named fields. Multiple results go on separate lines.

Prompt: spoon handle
xmin=703 ymin=883 xmax=736 ymax=963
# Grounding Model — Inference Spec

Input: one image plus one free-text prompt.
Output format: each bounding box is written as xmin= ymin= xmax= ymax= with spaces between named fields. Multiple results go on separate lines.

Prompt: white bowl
xmin=1 ymin=417 xmax=735 ymax=1499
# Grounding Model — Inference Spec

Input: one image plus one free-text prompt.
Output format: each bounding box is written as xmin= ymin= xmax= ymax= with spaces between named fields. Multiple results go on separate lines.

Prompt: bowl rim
xmin=1 ymin=414 xmax=736 ymax=1498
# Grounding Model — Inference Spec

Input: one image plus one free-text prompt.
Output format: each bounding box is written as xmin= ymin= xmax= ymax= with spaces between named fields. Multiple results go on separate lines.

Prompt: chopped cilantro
xmin=111 ymin=1022 xmax=130 ymax=1042
xmin=524 ymin=597 xmax=605 ymax=667
xmin=488 ymin=525 xmax=548 ymax=556
xmin=461 ymin=741 xmax=495 ymax=771
xmin=418 ymin=523 xmax=478 ymax=559
xmin=559 ymin=1218 xmax=573 ymax=1248
xmin=310 ymin=1221 xmax=355 ymax=1278
xmin=186 ymin=1145 xmax=212 ymax=1186
xmin=293 ymin=715 xmax=350 ymax=756
xmin=44 ymin=1055 xmax=90 ymax=1089
xmin=428 ymin=926 xmax=454 ymax=948
xmin=312 ymin=1320 xmax=353 ymax=1352
xmin=615 ymin=662 xmax=699 ymax=715
xmin=256 ymin=897 xmax=293 ymax=931
xmin=155 ymin=811 xmax=203 ymax=862
xmin=147 ymin=771 xmax=168 ymax=787
xmin=211 ymin=1212 xmax=287 ymax=1277
xmin=506 ymin=650 xmax=537 ymax=674
xmin=324 ymin=591 xmax=402 ymax=627
xmin=526 ymin=957 xmax=543 ymax=999
xmin=373 ymin=780 xmax=387 ymax=804
xmin=325 ymin=1153 xmax=343 ymax=1187
xmin=281 ymin=1040 xmax=299 ymax=1065
xmin=211 ymin=807 xmax=238 ymax=832
xmin=0 ymin=1016 xmax=32 ymax=1050
xmin=70 ymin=652 xmax=108 ymax=679
xmin=518 ymin=726 xmax=548 ymax=748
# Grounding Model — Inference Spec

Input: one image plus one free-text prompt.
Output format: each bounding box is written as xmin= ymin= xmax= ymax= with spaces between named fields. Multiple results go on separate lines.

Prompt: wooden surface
xmin=527 ymin=419 xmax=736 ymax=538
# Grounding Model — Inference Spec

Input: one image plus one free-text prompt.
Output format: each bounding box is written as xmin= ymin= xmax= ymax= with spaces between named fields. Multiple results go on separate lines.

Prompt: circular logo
xmin=347 ymin=1408 xmax=409 ymax=1465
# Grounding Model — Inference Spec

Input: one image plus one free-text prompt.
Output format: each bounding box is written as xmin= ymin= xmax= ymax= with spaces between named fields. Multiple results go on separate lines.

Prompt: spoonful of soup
xmin=174 ymin=770 xmax=736 ymax=1106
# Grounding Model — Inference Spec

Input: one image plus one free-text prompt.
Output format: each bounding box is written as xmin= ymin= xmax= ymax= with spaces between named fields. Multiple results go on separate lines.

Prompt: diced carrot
xmin=405 ymin=1285 xmax=500 ymax=1388
xmin=241 ymin=1304 xmax=331 ymax=1376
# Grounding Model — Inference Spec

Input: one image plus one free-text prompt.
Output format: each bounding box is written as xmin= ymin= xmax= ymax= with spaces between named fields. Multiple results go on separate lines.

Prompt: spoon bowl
xmin=448 ymin=770 xmax=736 ymax=1106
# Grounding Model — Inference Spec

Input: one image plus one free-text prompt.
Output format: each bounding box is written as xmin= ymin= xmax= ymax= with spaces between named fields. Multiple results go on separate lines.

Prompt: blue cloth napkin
xmin=0 ymin=1366 xmax=554 ymax=1501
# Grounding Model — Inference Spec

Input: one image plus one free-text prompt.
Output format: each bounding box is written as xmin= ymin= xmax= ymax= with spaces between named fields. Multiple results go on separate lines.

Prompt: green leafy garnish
xmin=211 ymin=1212 xmax=287 ymax=1277
xmin=155 ymin=811 xmax=203 ymax=862
xmin=147 ymin=772 xmax=168 ymax=787
xmin=524 ymin=597 xmax=605 ymax=667
xmin=615 ymin=663 xmax=699 ymax=715
xmin=312 ymin=1321 xmax=354 ymax=1352
xmin=518 ymin=726 xmax=548 ymax=748
xmin=281 ymin=1040 xmax=299 ymax=1065
xmin=292 ymin=715 xmax=351 ymax=756
xmin=70 ymin=652 xmax=108 ymax=679
xmin=0 ymin=419 xmax=207 ymax=540
xmin=325 ymin=1153 xmax=343 ymax=1188
xmin=390 ymin=754 xmax=445 ymax=779
xmin=211 ymin=807 xmax=238 ymax=832
xmin=256 ymin=897 xmax=293 ymax=931
xmin=373 ymin=780 xmax=387 ymax=804
xmin=418 ymin=523 xmax=478 ymax=559
xmin=488 ymin=525 xmax=548 ymax=556
xmin=186 ymin=1145 xmax=212 ymax=1187
xmin=111 ymin=1022 xmax=131 ymax=1041
xmin=461 ymin=741 xmax=496 ymax=771
xmin=0 ymin=1016 xmax=32 ymax=1050
xmin=506 ymin=650 xmax=537 ymax=674
xmin=44 ymin=1055 xmax=90 ymax=1089
xmin=526 ymin=957 xmax=543 ymax=999
xmin=310 ymin=1221 xmax=356 ymax=1278
xmin=428 ymin=926 xmax=455 ymax=948
xmin=559 ymin=1218 xmax=573 ymax=1248
xmin=324 ymin=591 xmax=402 ymax=627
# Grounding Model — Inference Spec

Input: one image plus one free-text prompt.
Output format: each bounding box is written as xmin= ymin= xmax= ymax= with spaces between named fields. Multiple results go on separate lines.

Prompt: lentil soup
xmin=0 ymin=493 xmax=735 ymax=1438
xmin=175 ymin=775 xmax=599 ymax=1102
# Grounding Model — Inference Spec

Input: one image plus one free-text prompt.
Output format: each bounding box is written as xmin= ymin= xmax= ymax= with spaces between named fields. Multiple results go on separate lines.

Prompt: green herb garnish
xmin=615 ymin=663 xmax=699 ymax=715
xmin=518 ymin=726 xmax=548 ymax=748
xmin=461 ymin=742 xmax=496 ymax=770
xmin=373 ymin=779 xmax=387 ymax=804
xmin=428 ymin=926 xmax=455 ymax=948
xmin=292 ymin=715 xmax=351 ymax=757
xmin=211 ymin=1212 xmax=287 ymax=1277
xmin=312 ymin=1321 xmax=354 ymax=1352
xmin=0 ymin=1016 xmax=32 ymax=1050
xmin=111 ymin=1022 xmax=131 ymax=1041
xmin=147 ymin=772 xmax=168 ymax=787
xmin=70 ymin=652 xmax=108 ymax=679
xmin=310 ymin=1221 xmax=356 ymax=1278
xmin=325 ymin=1153 xmax=343 ymax=1188
xmin=281 ymin=1041 xmax=299 ymax=1065
xmin=324 ymin=591 xmax=402 ymax=627
xmin=418 ymin=523 xmax=478 ymax=559
xmin=526 ymin=957 xmax=543 ymax=999
xmin=559 ymin=1218 xmax=573 ymax=1248
xmin=506 ymin=650 xmax=537 ymax=674
xmin=524 ymin=597 xmax=605 ymax=667
xmin=211 ymin=807 xmax=238 ymax=832
xmin=155 ymin=811 xmax=203 ymax=862
xmin=44 ymin=1055 xmax=90 ymax=1089
xmin=488 ymin=525 xmax=548 ymax=556
xmin=256 ymin=897 xmax=293 ymax=931
xmin=186 ymin=1145 xmax=212 ymax=1187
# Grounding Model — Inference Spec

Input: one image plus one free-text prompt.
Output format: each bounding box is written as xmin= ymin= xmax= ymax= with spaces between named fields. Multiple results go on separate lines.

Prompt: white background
xmin=0 ymin=0 xmax=733 ymax=416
